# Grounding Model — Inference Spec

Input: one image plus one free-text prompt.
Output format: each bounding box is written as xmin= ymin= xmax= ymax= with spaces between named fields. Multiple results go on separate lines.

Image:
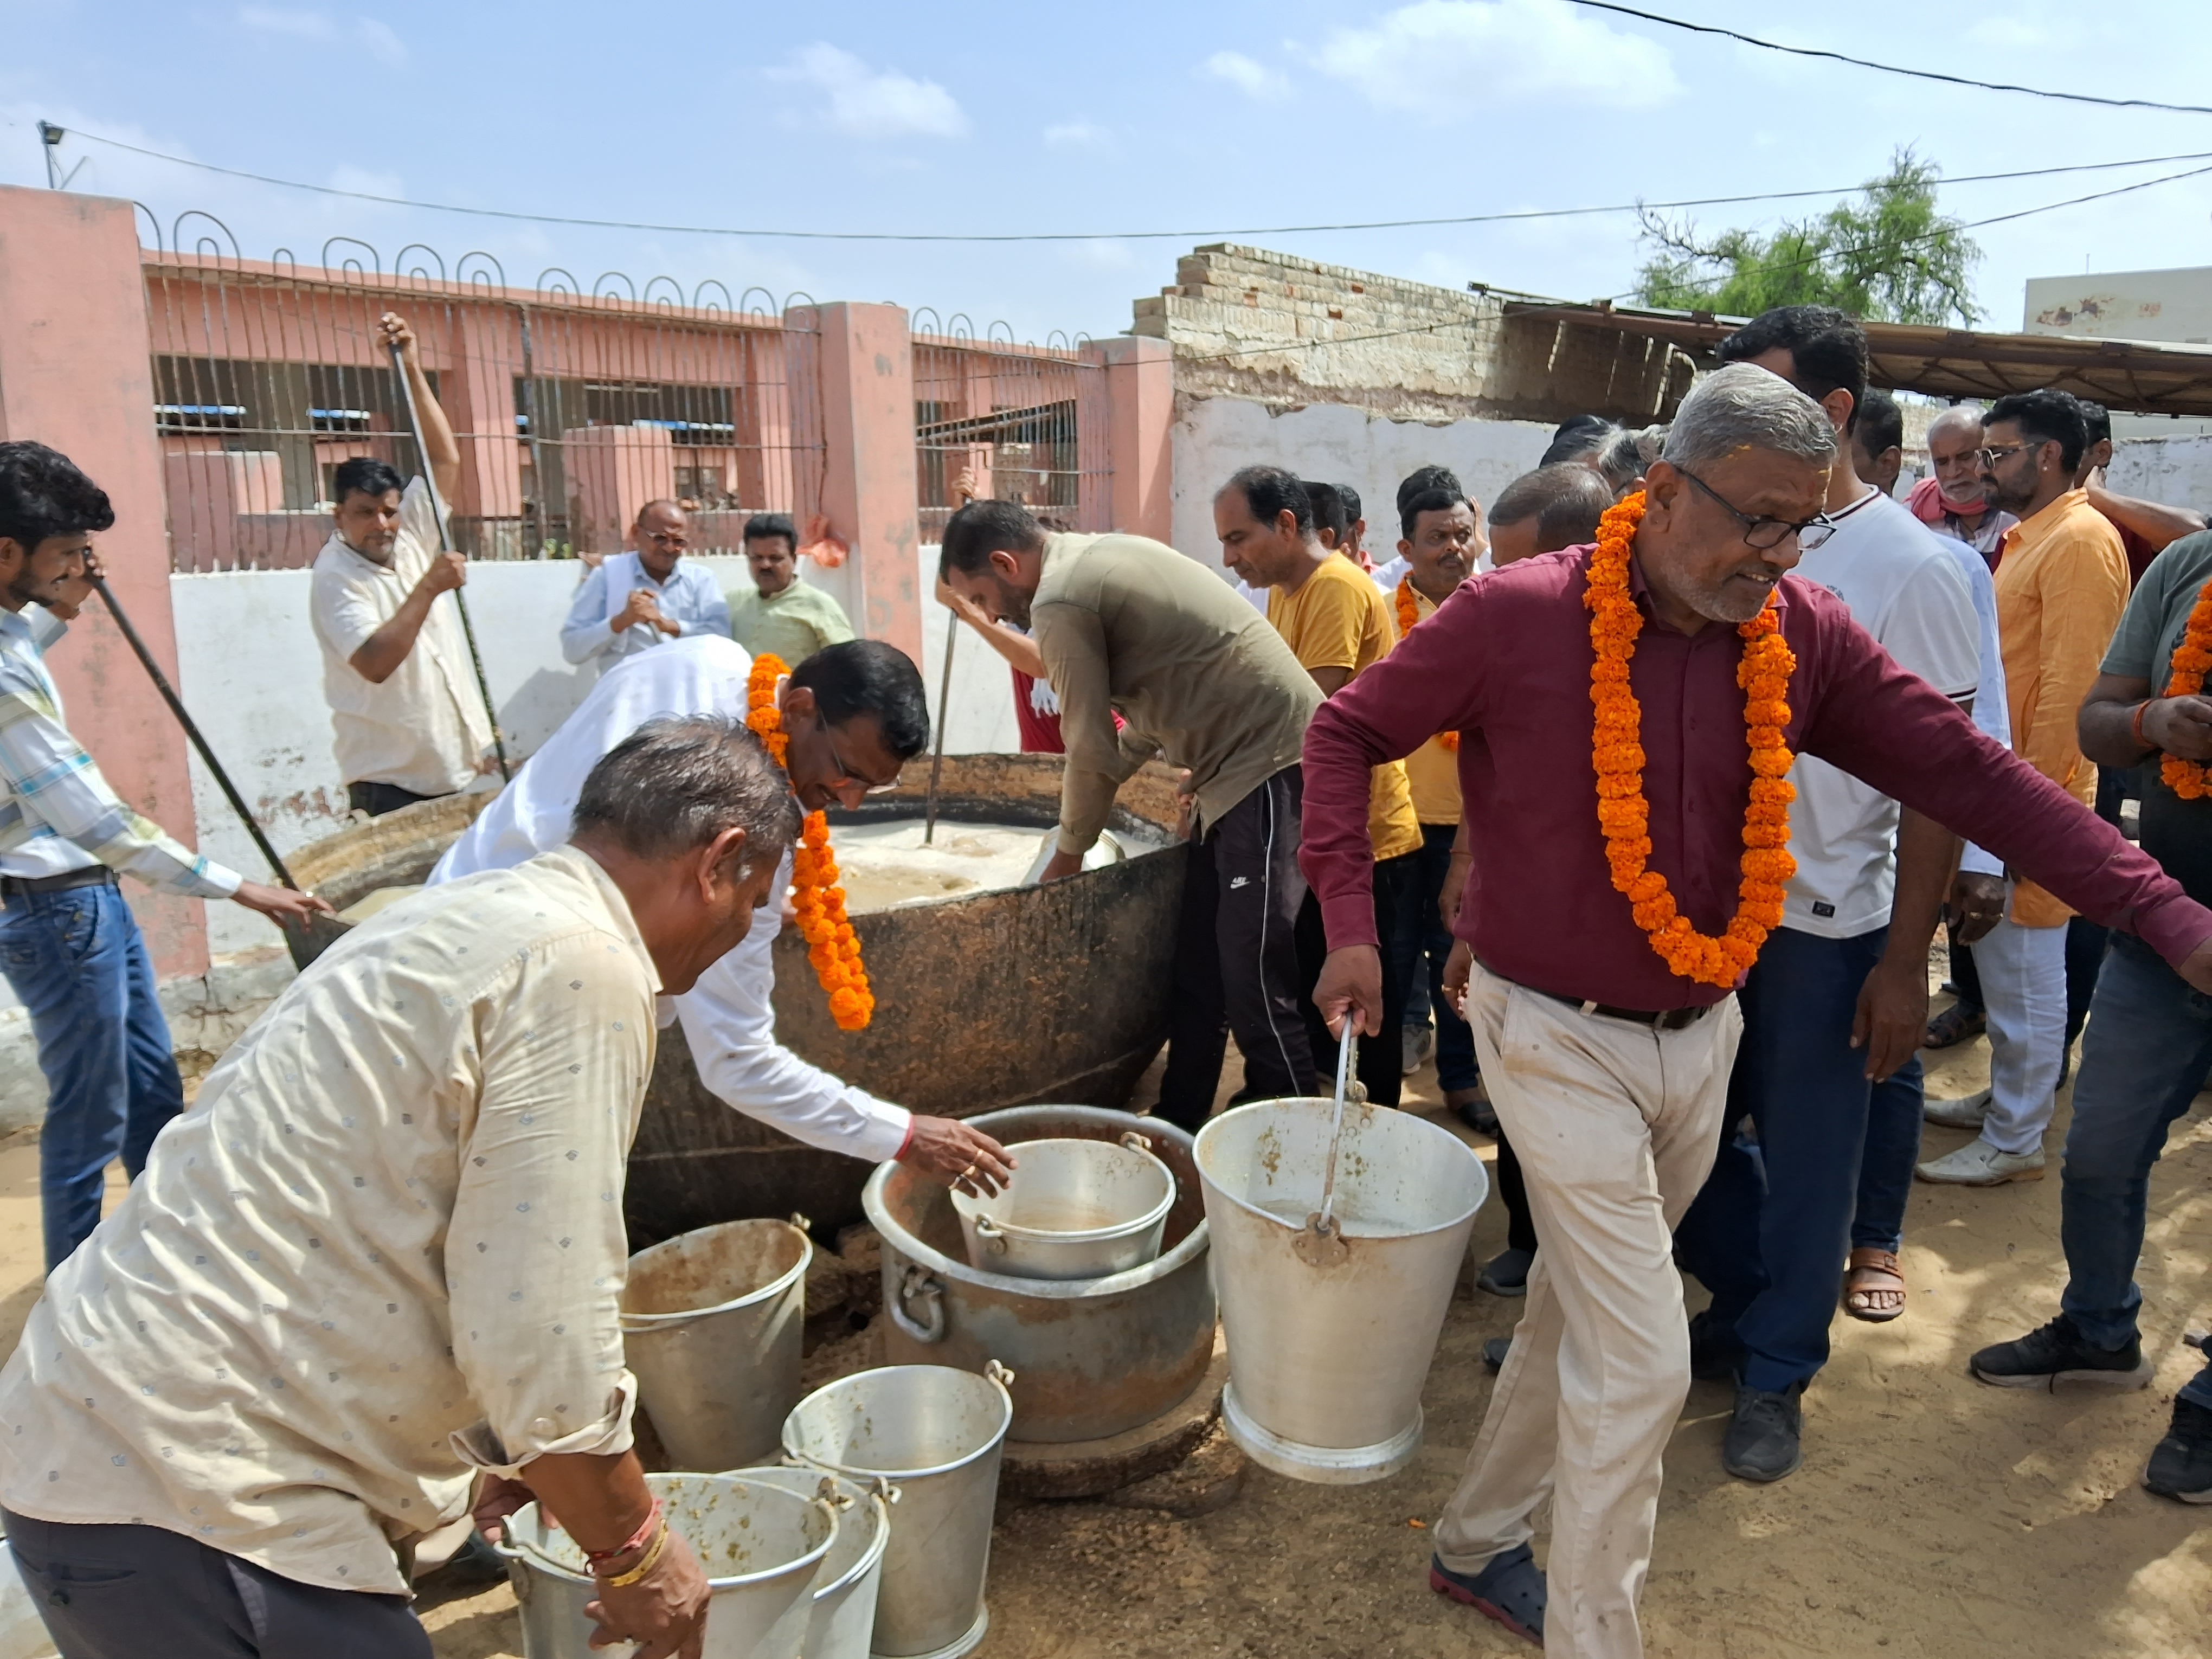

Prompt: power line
xmin=43 ymin=121 xmax=2212 ymax=246
xmin=1567 ymin=1 xmax=2212 ymax=117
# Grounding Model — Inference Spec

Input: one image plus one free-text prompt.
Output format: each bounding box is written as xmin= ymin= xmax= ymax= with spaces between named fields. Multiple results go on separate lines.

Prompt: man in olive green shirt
xmin=726 ymin=512 xmax=857 ymax=663
xmin=940 ymin=499 xmax=1322 ymax=1128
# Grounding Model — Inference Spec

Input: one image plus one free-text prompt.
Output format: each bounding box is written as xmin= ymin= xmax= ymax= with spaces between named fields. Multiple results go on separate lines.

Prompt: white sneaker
xmin=1923 ymin=1086 xmax=1991 ymax=1130
xmin=1401 ymin=1023 xmax=1435 ymax=1077
xmin=1916 ymin=1138 xmax=2045 ymax=1186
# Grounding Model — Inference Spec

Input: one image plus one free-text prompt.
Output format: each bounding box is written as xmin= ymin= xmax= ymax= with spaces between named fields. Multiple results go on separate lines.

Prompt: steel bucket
xmin=867 ymin=1106 xmax=1216 ymax=1445
xmin=1195 ymin=1098 xmax=1487 ymax=1483
xmin=494 ymin=1472 xmax=836 ymax=1659
xmin=948 ymin=1134 xmax=1174 ymax=1280
xmin=781 ymin=1362 xmax=1014 ymax=1659
xmin=621 ymin=1216 xmax=812 ymax=1472
xmin=735 ymin=1467 xmax=893 ymax=1659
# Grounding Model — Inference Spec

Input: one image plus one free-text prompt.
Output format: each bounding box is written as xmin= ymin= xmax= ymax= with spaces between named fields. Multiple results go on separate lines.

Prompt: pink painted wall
xmin=1088 ymin=335 xmax=1175 ymax=545
xmin=0 ymin=186 xmax=209 ymax=976
xmin=807 ymin=303 xmax=923 ymax=663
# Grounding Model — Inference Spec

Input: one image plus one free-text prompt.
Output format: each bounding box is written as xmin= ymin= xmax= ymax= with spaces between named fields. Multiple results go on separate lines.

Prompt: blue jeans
xmin=1406 ymin=822 xmax=1480 ymax=1091
xmin=1676 ymin=924 xmax=1922 ymax=1393
xmin=0 ymin=883 xmax=183 ymax=1270
xmin=2057 ymin=932 xmax=2212 ymax=1407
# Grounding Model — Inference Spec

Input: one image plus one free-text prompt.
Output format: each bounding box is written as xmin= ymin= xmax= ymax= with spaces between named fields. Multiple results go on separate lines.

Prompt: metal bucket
xmin=1195 ymin=1099 xmax=1487 ymax=1484
xmin=494 ymin=1472 xmax=836 ymax=1659
xmin=735 ymin=1467 xmax=893 ymax=1659
xmin=781 ymin=1362 xmax=1014 ymax=1659
xmin=948 ymin=1133 xmax=1174 ymax=1280
xmin=867 ymin=1106 xmax=1216 ymax=1444
xmin=621 ymin=1216 xmax=812 ymax=1472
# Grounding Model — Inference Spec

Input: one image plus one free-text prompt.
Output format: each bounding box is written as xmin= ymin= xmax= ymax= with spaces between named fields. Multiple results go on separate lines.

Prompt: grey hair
xmin=571 ymin=715 xmax=801 ymax=871
xmin=1594 ymin=425 xmax=1667 ymax=492
xmin=1661 ymin=363 xmax=1837 ymax=475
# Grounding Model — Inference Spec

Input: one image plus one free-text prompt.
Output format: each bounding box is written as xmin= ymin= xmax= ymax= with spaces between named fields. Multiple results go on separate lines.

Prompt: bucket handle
xmin=789 ymin=1212 xmax=812 ymax=1233
xmin=970 ymin=1216 xmax=1010 ymax=1256
xmin=1118 ymin=1131 xmax=1154 ymax=1155
xmin=890 ymin=1265 xmax=948 ymax=1343
xmin=985 ymin=1358 xmax=1017 ymax=1397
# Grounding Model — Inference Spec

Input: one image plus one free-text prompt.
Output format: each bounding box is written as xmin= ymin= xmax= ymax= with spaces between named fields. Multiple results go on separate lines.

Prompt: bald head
xmin=1926 ymin=407 xmax=1989 ymax=512
xmin=634 ymin=499 xmax=690 ymax=581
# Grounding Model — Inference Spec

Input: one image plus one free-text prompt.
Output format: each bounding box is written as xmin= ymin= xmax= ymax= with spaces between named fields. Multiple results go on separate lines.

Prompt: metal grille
xmin=911 ymin=320 xmax=1111 ymax=542
xmin=143 ymin=224 xmax=825 ymax=572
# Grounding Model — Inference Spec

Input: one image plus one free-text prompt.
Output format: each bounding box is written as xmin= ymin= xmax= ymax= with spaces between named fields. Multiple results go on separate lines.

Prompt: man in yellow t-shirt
xmin=1216 ymin=464 xmax=1423 ymax=1107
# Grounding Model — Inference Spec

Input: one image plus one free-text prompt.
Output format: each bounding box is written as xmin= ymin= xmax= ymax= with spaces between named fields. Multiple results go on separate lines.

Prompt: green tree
xmin=1635 ymin=149 xmax=1982 ymax=325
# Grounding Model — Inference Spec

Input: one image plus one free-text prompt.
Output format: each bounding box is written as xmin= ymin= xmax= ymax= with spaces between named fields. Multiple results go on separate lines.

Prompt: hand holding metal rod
xmin=385 ymin=335 xmax=510 ymax=782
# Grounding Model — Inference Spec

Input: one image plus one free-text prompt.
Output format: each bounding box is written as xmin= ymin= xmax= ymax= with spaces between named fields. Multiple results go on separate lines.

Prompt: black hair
xmin=0 ymin=442 xmax=114 ymax=550
xmin=1540 ymin=421 xmax=1616 ymax=467
xmin=1335 ymin=483 xmax=1362 ymax=523
xmin=1395 ymin=466 xmax=1463 ymax=516
xmin=1488 ymin=464 xmax=1615 ymax=553
xmin=332 ymin=456 xmax=406 ymax=504
xmin=1986 ymin=389 xmax=2089 ymax=474
xmin=2076 ymin=398 xmax=2113 ymax=448
xmin=1303 ymin=480 xmax=1349 ymax=544
xmin=571 ymin=713 xmax=801 ymax=868
xmin=1715 ymin=305 xmax=1869 ymax=435
xmin=1221 ymin=466 xmax=1313 ymax=535
xmin=1399 ymin=487 xmax=1470 ymax=540
xmin=1854 ymin=388 xmax=1904 ymax=459
xmin=939 ymin=499 xmax=1046 ymax=576
xmin=743 ymin=510 xmax=799 ymax=551
xmin=789 ymin=639 xmax=931 ymax=761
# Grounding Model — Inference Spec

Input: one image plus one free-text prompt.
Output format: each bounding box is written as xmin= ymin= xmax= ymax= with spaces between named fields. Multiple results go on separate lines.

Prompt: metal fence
xmin=142 ymin=216 xmax=826 ymax=572
xmin=911 ymin=316 xmax=1112 ymax=543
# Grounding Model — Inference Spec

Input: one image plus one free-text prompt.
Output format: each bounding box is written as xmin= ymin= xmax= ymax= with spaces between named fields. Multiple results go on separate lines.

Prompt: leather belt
xmin=1 ymin=866 xmax=118 ymax=900
xmin=1508 ymin=976 xmax=1717 ymax=1031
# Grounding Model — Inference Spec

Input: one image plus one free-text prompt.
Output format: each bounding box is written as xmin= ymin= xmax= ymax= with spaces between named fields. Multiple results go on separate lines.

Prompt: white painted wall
xmin=1170 ymin=397 xmax=1554 ymax=573
xmin=2106 ymin=433 xmax=2212 ymax=510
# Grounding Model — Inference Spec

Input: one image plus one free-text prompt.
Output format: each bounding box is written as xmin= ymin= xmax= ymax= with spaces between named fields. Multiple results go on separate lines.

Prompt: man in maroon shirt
xmin=1302 ymin=364 xmax=2212 ymax=1659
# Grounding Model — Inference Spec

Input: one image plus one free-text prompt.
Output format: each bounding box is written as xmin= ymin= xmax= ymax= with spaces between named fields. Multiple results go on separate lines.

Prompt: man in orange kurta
xmin=1920 ymin=390 xmax=2130 ymax=1186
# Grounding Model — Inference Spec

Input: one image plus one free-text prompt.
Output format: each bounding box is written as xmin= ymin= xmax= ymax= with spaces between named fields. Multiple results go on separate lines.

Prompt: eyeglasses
xmin=1676 ymin=467 xmax=1835 ymax=552
xmin=1975 ymin=442 xmax=2038 ymax=467
xmin=824 ymin=730 xmax=902 ymax=796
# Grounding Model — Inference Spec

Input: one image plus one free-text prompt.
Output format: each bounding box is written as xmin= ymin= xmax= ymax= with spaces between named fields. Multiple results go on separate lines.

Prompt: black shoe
xmin=1722 ymin=1381 xmax=1804 ymax=1483
xmin=1970 ymin=1314 xmax=2155 ymax=1391
xmin=2145 ymin=1398 xmax=2212 ymax=1503
xmin=1430 ymin=1545 xmax=1545 ymax=1646
xmin=1481 ymin=1335 xmax=1512 ymax=1373
xmin=1477 ymin=1248 xmax=1532 ymax=1298
xmin=1688 ymin=1308 xmax=1742 ymax=1382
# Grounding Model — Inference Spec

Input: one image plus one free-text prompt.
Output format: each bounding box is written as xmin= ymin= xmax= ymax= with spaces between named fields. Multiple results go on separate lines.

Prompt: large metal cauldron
xmin=279 ymin=755 xmax=1188 ymax=1239
xmin=866 ymin=1105 xmax=1216 ymax=1444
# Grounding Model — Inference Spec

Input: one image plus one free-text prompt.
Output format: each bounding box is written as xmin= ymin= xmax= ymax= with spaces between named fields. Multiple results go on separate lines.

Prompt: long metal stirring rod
xmin=923 ymin=609 xmax=958 ymax=844
xmin=387 ymin=342 xmax=510 ymax=782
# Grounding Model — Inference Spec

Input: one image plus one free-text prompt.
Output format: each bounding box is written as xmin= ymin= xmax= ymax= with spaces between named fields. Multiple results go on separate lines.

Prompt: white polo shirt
xmin=309 ymin=477 xmax=494 ymax=795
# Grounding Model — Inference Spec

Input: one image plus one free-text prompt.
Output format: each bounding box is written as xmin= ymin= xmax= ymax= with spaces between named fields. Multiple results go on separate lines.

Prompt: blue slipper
xmin=1430 ymin=1545 xmax=1545 ymax=1645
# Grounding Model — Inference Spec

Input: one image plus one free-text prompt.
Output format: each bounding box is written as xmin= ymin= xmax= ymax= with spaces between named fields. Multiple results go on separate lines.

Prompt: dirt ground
xmin=5 ymin=957 xmax=2212 ymax=1658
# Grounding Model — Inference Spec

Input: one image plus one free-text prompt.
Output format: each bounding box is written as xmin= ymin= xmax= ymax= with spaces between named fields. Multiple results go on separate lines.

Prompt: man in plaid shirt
xmin=0 ymin=443 xmax=326 ymax=1269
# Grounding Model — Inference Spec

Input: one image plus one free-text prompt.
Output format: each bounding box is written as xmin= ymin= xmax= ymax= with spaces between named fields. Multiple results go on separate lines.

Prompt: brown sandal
xmin=1843 ymin=1247 xmax=1906 ymax=1323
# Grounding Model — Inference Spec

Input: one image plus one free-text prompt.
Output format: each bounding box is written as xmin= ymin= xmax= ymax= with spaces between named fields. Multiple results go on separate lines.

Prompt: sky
xmin=5 ymin=0 xmax=2212 ymax=345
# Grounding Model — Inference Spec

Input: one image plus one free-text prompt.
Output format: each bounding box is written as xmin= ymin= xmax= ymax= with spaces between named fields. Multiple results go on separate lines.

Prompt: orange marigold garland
xmin=1395 ymin=577 xmax=1458 ymax=752
xmin=2156 ymin=575 xmax=2212 ymax=800
xmin=746 ymin=654 xmax=875 ymax=1031
xmin=1585 ymin=491 xmax=1798 ymax=989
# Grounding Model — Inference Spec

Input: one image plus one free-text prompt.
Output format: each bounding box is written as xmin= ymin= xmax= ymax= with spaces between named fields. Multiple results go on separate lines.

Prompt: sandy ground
xmin=4 ymin=957 xmax=2211 ymax=1657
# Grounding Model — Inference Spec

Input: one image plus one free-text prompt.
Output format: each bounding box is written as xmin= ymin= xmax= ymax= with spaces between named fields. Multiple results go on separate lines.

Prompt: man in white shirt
xmin=434 ymin=634 xmax=1013 ymax=1189
xmin=561 ymin=499 xmax=731 ymax=668
xmin=0 ymin=443 xmax=329 ymax=1271
xmin=0 ymin=715 xmax=798 ymax=1659
xmin=1674 ymin=308 xmax=1983 ymax=1484
xmin=308 ymin=313 xmax=496 ymax=818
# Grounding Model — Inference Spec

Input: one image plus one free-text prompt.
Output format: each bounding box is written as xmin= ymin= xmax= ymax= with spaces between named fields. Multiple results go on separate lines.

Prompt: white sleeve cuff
xmin=1960 ymin=843 xmax=2004 ymax=878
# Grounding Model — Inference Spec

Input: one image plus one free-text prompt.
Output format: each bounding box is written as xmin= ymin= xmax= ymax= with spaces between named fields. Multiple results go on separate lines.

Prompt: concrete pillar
xmin=803 ymin=303 xmax=922 ymax=663
xmin=0 ymin=185 xmax=208 ymax=977
xmin=1085 ymin=335 xmax=1175 ymax=546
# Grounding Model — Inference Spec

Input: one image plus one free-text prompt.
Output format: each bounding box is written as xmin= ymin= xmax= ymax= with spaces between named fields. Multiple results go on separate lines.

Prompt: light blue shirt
xmin=559 ymin=552 xmax=731 ymax=666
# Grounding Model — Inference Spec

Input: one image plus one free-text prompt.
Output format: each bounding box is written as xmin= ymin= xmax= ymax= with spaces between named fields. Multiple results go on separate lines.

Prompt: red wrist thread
xmin=585 ymin=1498 xmax=664 ymax=1567
xmin=2134 ymin=698 xmax=2158 ymax=750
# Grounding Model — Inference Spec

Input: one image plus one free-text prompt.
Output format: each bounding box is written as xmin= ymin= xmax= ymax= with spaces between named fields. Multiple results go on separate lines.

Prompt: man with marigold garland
xmin=1969 ymin=521 xmax=2212 ymax=1500
xmin=1302 ymin=364 xmax=2212 ymax=1658
xmin=431 ymin=634 xmax=1016 ymax=1194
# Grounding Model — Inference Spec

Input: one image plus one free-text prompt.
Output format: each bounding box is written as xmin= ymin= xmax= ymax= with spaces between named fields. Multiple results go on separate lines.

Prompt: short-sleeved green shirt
xmin=2103 ymin=529 xmax=2212 ymax=908
xmin=725 ymin=576 xmax=857 ymax=665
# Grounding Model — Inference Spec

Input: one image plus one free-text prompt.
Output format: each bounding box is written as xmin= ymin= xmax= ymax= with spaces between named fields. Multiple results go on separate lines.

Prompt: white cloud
xmin=768 ymin=44 xmax=967 ymax=140
xmin=1204 ymin=51 xmax=1289 ymax=98
xmin=239 ymin=9 xmax=405 ymax=63
xmin=1044 ymin=120 xmax=1111 ymax=150
xmin=1314 ymin=0 xmax=1679 ymax=115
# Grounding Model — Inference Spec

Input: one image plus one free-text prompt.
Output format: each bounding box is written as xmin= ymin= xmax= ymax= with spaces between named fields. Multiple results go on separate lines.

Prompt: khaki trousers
xmin=1435 ymin=961 xmax=1742 ymax=1659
